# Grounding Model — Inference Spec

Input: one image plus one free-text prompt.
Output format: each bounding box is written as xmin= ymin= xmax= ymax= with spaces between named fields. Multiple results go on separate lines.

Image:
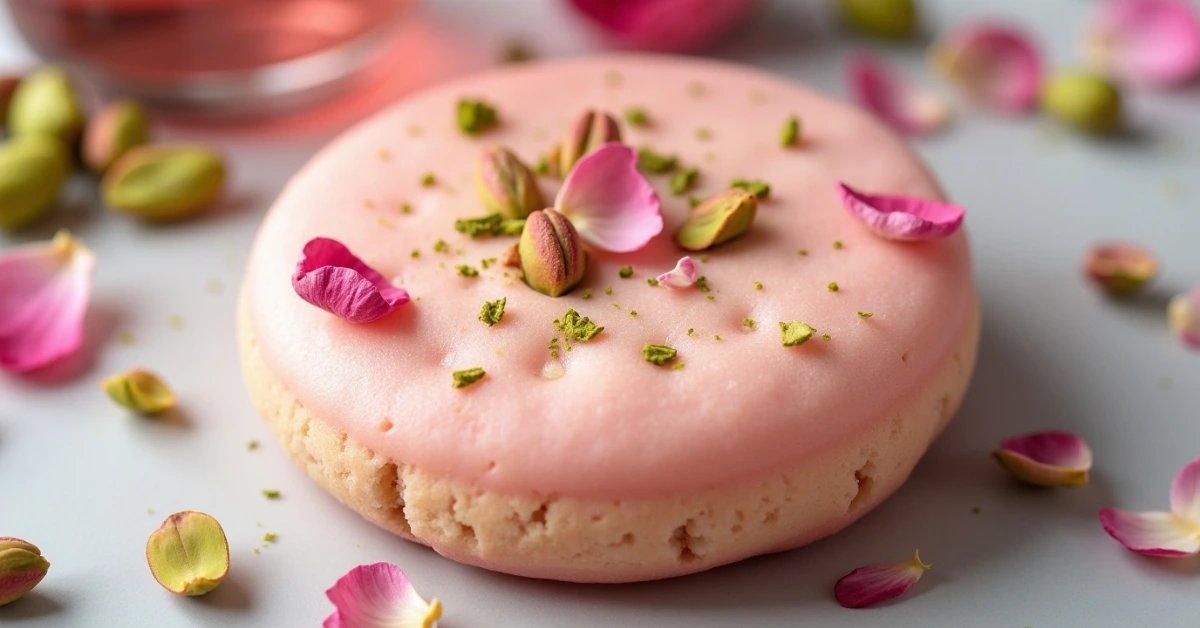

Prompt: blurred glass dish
xmin=6 ymin=0 xmax=415 ymax=115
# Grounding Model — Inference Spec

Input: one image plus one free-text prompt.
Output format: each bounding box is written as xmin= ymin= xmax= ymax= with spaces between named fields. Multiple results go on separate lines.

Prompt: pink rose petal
xmin=837 ymin=182 xmax=965 ymax=241
xmin=1098 ymin=509 xmax=1200 ymax=557
xmin=555 ymin=143 xmax=663 ymax=253
xmin=324 ymin=563 xmax=442 ymax=628
xmin=657 ymin=256 xmax=698 ymax=289
xmin=835 ymin=550 xmax=931 ymax=609
xmin=0 ymin=230 xmax=95 ymax=373
xmin=1167 ymin=287 xmax=1200 ymax=349
xmin=567 ymin=0 xmax=758 ymax=52
xmin=931 ymin=23 xmax=1042 ymax=113
xmin=992 ymin=430 xmax=1093 ymax=487
xmin=292 ymin=238 xmax=410 ymax=324
xmin=848 ymin=54 xmax=952 ymax=136
xmin=1087 ymin=0 xmax=1200 ymax=87
xmin=1169 ymin=456 xmax=1200 ymax=522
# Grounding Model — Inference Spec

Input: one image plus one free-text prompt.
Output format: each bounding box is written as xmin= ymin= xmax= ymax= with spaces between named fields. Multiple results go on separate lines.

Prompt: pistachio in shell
xmin=84 ymin=100 xmax=151 ymax=173
xmin=0 ymin=135 xmax=71 ymax=230
xmin=102 ymin=144 xmax=226 ymax=222
xmin=146 ymin=511 xmax=229 ymax=596
xmin=7 ymin=67 xmax=86 ymax=143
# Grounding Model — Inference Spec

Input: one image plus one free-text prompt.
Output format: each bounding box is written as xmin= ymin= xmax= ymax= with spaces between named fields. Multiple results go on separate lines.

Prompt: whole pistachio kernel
xmin=780 ymin=321 xmax=816 ymax=347
xmin=518 ymin=209 xmax=587 ymax=297
xmin=1041 ymin=71 xmax=1122 ymax=134
xmin=456 ymin=98 xmax=499 ymax=135
xmin=0 ymin=135 xmax=70 ymax=230
xmin=560 ymin=109 xmax=621 ymax=174
xmin=675 ymin=188 xmax=758 ymax=251
xmin=146 ymin=511 xmax=229 ymax=597
xmin=0 ymin=537 xmax=50 ymax=606
xmin=838 ymin=0 xmax=917 ymax=39
xmin=1083 ymin=242 xmax=1158 ymax=296
xmin=474 ymin=146 xmax=544 ymax=219
xmin=102 ymin=145 xmax=226 ymax=222
xmin=84 ymin=100 xmax=151 ymax=172
xmin=8 ymin=67 xmax=85 ymax=143
xmin=101 ymin=369 xmax=177 ymax=415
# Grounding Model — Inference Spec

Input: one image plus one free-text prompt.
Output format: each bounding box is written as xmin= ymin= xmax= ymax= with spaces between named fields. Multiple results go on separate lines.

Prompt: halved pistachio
xmin=102 ymin=144 xmax=226 ymax=222
xmin=146 ymin=511 xmax=229 ymax=596
xmin=7 ymin=67 xmax=85 ymax=143
xmin=559 ymin=109 xmax=621 ymax=175
xmin=519 ymin=209 xmax=586 ymax=297
xmin=0 ymin=135 xmax=70 ymax=230
xmin=0 ymin=537 xmax=50 ymax=606
xmin=474 ymin=146 xmax=544 ymax=219
xmin=1041 ymin=71 xmax=1122 ymax=134
xmin=675 ymin=188 xmax=758 ymax=251
xmin=101 ymin=369 xmax=177 ymax=415
xmin=84 ymin=100 xmax=151 ymax=173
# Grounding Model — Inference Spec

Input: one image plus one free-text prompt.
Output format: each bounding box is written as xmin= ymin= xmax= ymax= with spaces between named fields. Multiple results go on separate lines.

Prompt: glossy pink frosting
xmin=244 ymin=55 xmax=975 ymax=499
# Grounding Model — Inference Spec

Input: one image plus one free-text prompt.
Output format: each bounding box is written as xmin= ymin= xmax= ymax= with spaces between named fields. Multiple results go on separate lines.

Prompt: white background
xmin=2 ymin=1 xmax=1199 ymax=626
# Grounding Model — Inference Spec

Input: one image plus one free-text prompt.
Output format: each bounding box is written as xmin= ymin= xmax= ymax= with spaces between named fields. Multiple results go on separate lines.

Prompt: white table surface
xmin=2 ymin=1 xmax=1199 ymax=626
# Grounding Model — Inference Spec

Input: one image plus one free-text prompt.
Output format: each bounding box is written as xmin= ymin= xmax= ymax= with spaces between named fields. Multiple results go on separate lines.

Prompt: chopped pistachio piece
xmin=247 ymin=440 xmax=259 ymax=451
xmin=780 ymin=115 xmax=801 ymax=147
xmin=455 ymin=213 xmax=526 ymax=238
xmin=637 ymin=147 xmax=677 ymax=174
xmin=534 ymin=156 xmax=549 ymax=175
xmin=798 ymin=249 xmax=809 ymax=256
xmin=643 ymin=344 xmax=678 ymax=365
xmin=624 ymin=107 xmax=648 ymax=126
xmin=501 ymin=41 xmax=533 ymax=64
xmin=695 ymin=127 xmax=712 ymax=141
xmin=828 ymin=282 xmax=839 ymax=292
xmin=687 ymin=328 xmax=695 ymax=336
xmin=629 ymin=310 xmax=638 ymax=317
xmin=433 ymin=239 xmax=449 ymax=253
xmin=688 ymin=196 xmax=702 ymax=208
xmin=673 ymin=363 xmax=686 ymax=370
xmin=605 ymin=287 xmax=613 ymax=295
xmin=670 ymin=167 xmax=699 ymax=195
xmin=420 ymin=173 xmax=436 ymax=187
xmin=619 ymin=266 xmax=634 ymax=278
xmin=753 ymin=281 xmax=763 ymax=290
xmin=823 ymin=333 xmax=832 ymax=341
xmin=780 ymin=321 xmax=816 ymax=347
xmin=456 ymin=98 xmax=499 ymax=135
xmin=479 ymin=298 xmax=507 ymax=326
xmin=857 ymin=311 xmax=874 ymax=318
xmin=834 ymin=240 xmax=844 ymax=249
xmin=706 ymin=295 xmax=715 ymax=302
xmin=647 ymin=278 xmax=659 ymax=286
xmin=262 ymin=533 xmax=277 ymax=543
xmin=262 ymin=489 xmax=281 ymax=499
xmin=743 ymin=318 xmax=757 ymax=330
xmin=410 ymin=249 xmax=420 ymax=259
xmin=555 ymin=309 xmax=604 ymax=341
xmin=731 ymin=178 xmax=771 ymax=199
xmin=452 ymin=367 xmax=486 ymax=388
xmin=457 ymin=264 xmax=480 ymax=277
xmin=582 ymin=289 xmax=592 ymax=300
xmin=695 ymin=276 xmax=710 ymax=292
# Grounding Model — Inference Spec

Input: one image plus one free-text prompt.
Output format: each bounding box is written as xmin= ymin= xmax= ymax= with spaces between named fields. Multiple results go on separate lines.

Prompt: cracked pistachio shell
xmin=839 ymin=0 xmax=917 ymax=39
xmin=674 ymin=188 xmax=758 ymax=251
xmin=101 ymin=369 xmax=177 ymax=415
xmin=519 ymin=208 xmax=586 ymax=297
xmin=146 ymin=511 xmax=229 ymax=596
xmin=0 ymin=537 xmax=50 ymax=606
xmin=474 ymin=146 xmax=544 ymax=219
xmin=102 ymin=145 xmax=226 ymax=222
xmin=1041 ymin=71 xmax=1122 ymax=133
xmin=559 ymin=109 xmax=621 ymax=175
xmin=0 ymin=135 xmax=70 ymax=230
xmin=84 ymin=100 xmax=151 ymax=173
xmin=8 ymin=67 xmax=85 ymax=143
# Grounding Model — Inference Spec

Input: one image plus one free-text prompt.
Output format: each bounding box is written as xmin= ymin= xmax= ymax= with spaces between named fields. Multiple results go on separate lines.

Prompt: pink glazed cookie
xmin=239 ymin=54 xmax=979 ymax=583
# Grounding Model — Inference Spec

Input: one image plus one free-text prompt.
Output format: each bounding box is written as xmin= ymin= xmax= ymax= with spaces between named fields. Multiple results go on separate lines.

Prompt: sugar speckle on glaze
xmin=246 ymin=55 xmax=974 ymax=499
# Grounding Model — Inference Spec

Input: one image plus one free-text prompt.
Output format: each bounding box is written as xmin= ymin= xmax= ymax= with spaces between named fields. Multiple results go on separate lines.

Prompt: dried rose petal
xmin=930 ymin=23 xmax=1042 ymax=113
xmin=1167 ymin=287 xmax=1200 ymax=349
xmin=848 ymin=54 xmax=952 ymax=136
xmin=1099 ymin=457 xmax=1200 ymax=557
xmin=834 ymin=550 xmax=930 ymax=608
xmin=657 ymin=256 xmax=698 ymax=288
xmin=1083 ymin=242 xmax=1158 ymax=296
xmin=837 ymin=182 xmax=964 ymax=241
xmin=1086 ymin=0 xmax=1200 ymax=87
xmin=292 ymin=238 xmax=410 ymax=323
xmin=554 ymin=143 xmax=663 ymax=253
xmin=992 ymin=431 xmax=1093 ymax=487
xmin=324 ymin=563 xmax=442 ymax=628
xmin=566 ymin=0 xmax=757 ymax=52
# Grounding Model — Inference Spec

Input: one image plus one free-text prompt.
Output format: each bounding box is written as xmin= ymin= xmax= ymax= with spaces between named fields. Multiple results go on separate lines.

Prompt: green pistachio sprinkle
xmin=687 ymin=328 xmax=695 ymax=336
xmin=753 ymin=281 xmax=763 ymax=290
xmin=605 ymin=287 xmax=613 ymax=295
xmin=433 ymin=239 xmax=449 ymax=253
xmin=262 ymin=489 xmax=281 ymax=499
xmin=263 ymin=533 xmax=277 ymax=543
xmin=695 ymin=276 xmax=710 ymax=292
xmin=688 ymin=196 xmax=703 ymax=208
xmin=715 ymin=335 xmax=723 ymax=341
xmin=647 ymin=278 xmax=659 ymax=287
xmin=798 ymin=249 xmax=809 ymax=256
xmin=828 ymin=282 xmax=839 ymax=292
xmin=670 ymin=167 xmax=699 ymax=195
xmin=834 ymin=240 xmax=844 ymax=249
xmin=555 ymin=309 xmax=605 ymax=341
xmin=780 ymin=115 xmax=801 ymax=147
xmin=731 ymin=178 xmax=771 ymax=199
xmin=534 ymin=157 xmax=549 ymax=175
xmin=481 ymin=257 xmax=497 ymax=269
xmin=582 ymin=289 xmax=592 ymax=300
xmin=780 ymin=321 xmax=816 ymax=347
xmin=420 ymin=173 xmax=436 ymax=187
xmin=673 ymin=363 xmax=686 ymax=370
xmin=457 ymin=264 xmax=480 ymax=277
xmin=637 ymin=147 xmax=677 ymax=174
xmin=630 ymin=310 xmax=638 ymax=317
xmin=743 ymin=318 xmax=757 ymax=330
xmin=452 ymin=367 xmax=486 ymax=388
xmin=502 ymin=41 xmax=533 ymax=64
xmin=613 ymin=303 xmax=622 ymax=309
xmin=706 ymin=295 xmax=715 ymax=302
xmin=549 ymin=337 xmax=560 ymax=358
xmin=455 ymin=213 xmax=526 ymax=238
xmin=456 ymin=98 xmax=499 ymax=135
xmin=411 ymin=249 xmax=420 ymax=259
xmin=401 ymin=203 xmax=412 ymax=214
xmin=253 ymin=548 xmax=260 ymax=555
xmin=857 ymin=311 xmax=874 ymax=318
xmin=700 ymin=255 xmax=709 ymax=263
xmin=695 ymin=128 xmax=712 ymax=141
xmin=247 ymin=440 xmax=259 ymax=451
xmin=624 ymin=107 xmax=649 ymax=126
xmin=643 ymin=344 xmax=678 ymax=365
xmin=480 ymin=298 xmax=507 ymax=326
xmin=823 ymin=334 xmax=832 ymax=341
xmin=619 ymin=266 xmax=634 ymax=278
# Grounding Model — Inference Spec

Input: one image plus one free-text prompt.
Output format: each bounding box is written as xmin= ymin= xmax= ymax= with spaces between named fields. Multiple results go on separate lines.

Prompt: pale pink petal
xmin=657 ymin=256 xmax=698 ymax=289
xmin=1167 ymin=287 xmax=1200 ymax=349
xmin=1169 ymin=456 xmax=1200 ymax=521
xmin=324 ymin=563 xmax=442 ymax=628
xmin=1098 ymin=508 xmax=1200 ymax=557
xmin=992 ymin=431 xmax=1093 ymax=487
xmin=555 ymin=143 xmax=663 ymax=253
xmin=837 ymin=182 xmax=964 ymax=241
xmin=292 ymin=238 xmax=410 ymax=324
xmin=0 ymin=230 xmax=95 ymax=373
xmin=567 ymin=0 xmax=757 ymax=52
xmin=835 ymin=550 xmax=931 ymax=609
xmin=931 ymin=23 xmax=1042 ymax=113
xmin=1087 ymin=0 xmax=1200 ymax=87
xmin=848 ymin=54 xmax=952 ymax=136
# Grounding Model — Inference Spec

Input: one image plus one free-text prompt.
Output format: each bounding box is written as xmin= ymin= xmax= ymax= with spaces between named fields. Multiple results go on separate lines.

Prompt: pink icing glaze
xmin=244 ymin=55 xmax=975 ymax=500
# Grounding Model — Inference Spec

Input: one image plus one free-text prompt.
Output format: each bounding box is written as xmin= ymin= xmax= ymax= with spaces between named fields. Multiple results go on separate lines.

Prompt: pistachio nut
xmin=102 ymin=145 xmax=226 ymax=221
xmin=8 ymin=67 xmax=86 ymax=143
xmin=675 ymin=188 xmax=758 ymax=251
xmin=0 ymin=537 xmax=50 ymax=606
xmin=146 ymin=511 xmax=229 ymax=596
xmin=1083 ymin=243 xmax=1157 ymax=296
xmin=839 ymin=0 xmax=917 ymax=39
xmin=1041 ymin=71 xmax=1122 ymax=134
xmin=559 ymin=109 xmax=621 ymax=175
xmin=101 ymin=368 xmax=177 ymax=415
xmin=0 ymin=135 xmax=70 ymax=230
xmin=780 ymin=321 xmax=816 ymax=347
xmin=474 ymin=146 xmax=544 ymax=219
xmin=84 ymin=100 xmax=151 ymax=173
xmin=519 ymin=208 xmax=586 ymax=297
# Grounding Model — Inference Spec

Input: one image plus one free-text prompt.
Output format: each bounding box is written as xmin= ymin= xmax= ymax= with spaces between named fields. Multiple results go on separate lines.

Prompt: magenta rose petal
xmin=834 ymin=550 xmax=931 ymax=609
xmin=1168 ymin=287 xmax=1200 ymax=349
xmin=555 ymin=143 xmax=663 ymax=253
xmin=0 ymin=230 xmax=95 ymax=373
xmin=323 ymin=563 xmax=442 ymax=628
xmin=1086 ymin=0 xmax=1200 ymax=87
xmin=931 ymin=23 xmax=1042 ymax=113
xmin=837 ymin=182 xmax=964 ymax=241
xmin=1099 ymin=457 xmax=1200 ymax=557
xmin=848 ymin=54 xmax=952 ymax=136
xmin=292 ymin=237 xmax=410 ymax=323
xmin=657 ymin=256 xmax=698 ymax=289
xmin=992 ymin=430 xmax=1093 ymax=487
xmin=566 ymin=0 xmax=758 ymax=52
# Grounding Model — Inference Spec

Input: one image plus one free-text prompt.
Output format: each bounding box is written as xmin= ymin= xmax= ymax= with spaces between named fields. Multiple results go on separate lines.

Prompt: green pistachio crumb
xmin=699 ymin=255 xmax=709 ymax=263
xmin=401 ymin=203 xmax=412 ymax=214
xmin=480 ymin=298 xmax=507 ymax=326
xmin=619 ymin=266 xmax=634 ymax=279
xmin=753 ymin=281 xmax=763 ymax=290
xmin=263 ymin=532 xmax=277 ymax=543
xmin=828 ymin=282 xmax=839 ymax=292
xmin=687 ymin=328 xmax=695 ymax=336
xmin=834 ymin=240 xmax=844 ymax=249
xmin=823 ymin=334 xmax=832 ymax=342
xmin=642 ymin=344 xmax=678 ymax=365
xmin=780 ymin=115 xmax=801 ymax=147
xmin=731 ymin=178 xmax=771 ymax=199
xmin=254 ymin=548 xmax=261 ymax=555
xmin=498 ymin=219 xmax=526 ymax=236
xmin=481 ymin=257 xmax=498 ymax=269
xmin=779 ymin=321 xmax=816 ymax=347
xmin=613 ymin=303 xmax=621 ymax=309
xmin=673 ymin=362 xmax=686 ymax=370
xmin=695 ymin=127 xmax=712 ymax=141
xmin=457 ymin=264 xmax=480 ymax=278
xmin=605 ymin=287 xmax=613 ymax=295
xmin=582 ymin=289 xmax=592 ymax=300
xmin=798 ymin=249 xmax=808 ymax=256
xmin=433 ymin=239 xmax=449 ymax=253
xmin=743 ymin=318 xmax=757 ymax=330
xmin=637 ymin=147 xmax=677 ymax=174
xmin=629 ymin=310 xmax=638 ymax=317
xmin=670 ymin=167 xmax=699 ymax=195
xmin=549 ymin=337 xmax=560 ymax=359
xmin=624 ymin=107 xmax=649 ymax=126
xmin=411 ymin=249 xmax=420 ymax=259
xmin=715 ymin=334 xmax=723 ymax=341
xmin=262 ymin=489 xmax=281 ymax=499
xmin=555 ymin=309 xmax=604 ymax=342
xmin=647 ymin=278 xmax=659 ymax=287
xmin=688 ymin=196 xmax=702 ymax=208
xmin=420 ymin=172 xmax=437 ymax=187
xmin=695 ymin=276 xmax=710 ymax=292
xmin=502 ymin=41 xmax=533 ymax=64
xmin=452 ymin=367 xmax=486 ymax=389
xmin=534 ymin=156 xmax=549 ymax=175
xmin=247 ymin=440 xmax=259 ymax=451
xmin=857 ymin=311 xmax=874 ymax=318
xmin=454 ymin=213 xmax=525 ymax=238
xmin=456 ymin=98 xmax=499 ymax=135
xmin=706 ymin=295 xmax=715 ymax=302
